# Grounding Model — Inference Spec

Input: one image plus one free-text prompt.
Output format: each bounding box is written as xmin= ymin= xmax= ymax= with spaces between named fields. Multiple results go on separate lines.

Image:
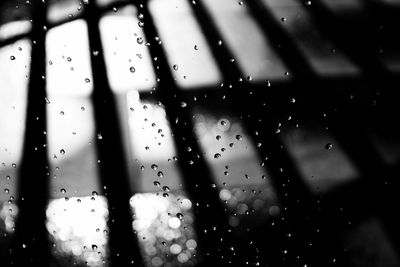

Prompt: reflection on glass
xmin=193 ymin=109 xmax=279 ymax=229
xmin=130 ymin=192 xmax=198 ymax=267
xmin=100 ymin=6 xmax=156 ymax=93
xmin=46 ymin=196 xmax=109 ymax=267
xmin=126 ymin=91 xmax=181 ymax=192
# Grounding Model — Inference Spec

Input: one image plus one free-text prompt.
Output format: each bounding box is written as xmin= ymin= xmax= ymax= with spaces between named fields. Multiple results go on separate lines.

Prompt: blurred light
xmin=129 ymin=193 xmax=198 ymax=266
xmin=46 ymin=196 xmax=109 ymax=266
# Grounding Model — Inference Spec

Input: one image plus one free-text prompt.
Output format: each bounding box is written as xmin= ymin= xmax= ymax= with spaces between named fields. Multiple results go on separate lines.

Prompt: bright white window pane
xmin=203 ymin=0 xmax=288 ymax=81
xmin=100 ymin=6 xmax=157 ymax=93
xmin=149 ymin=0 xmax=222 ymax=88
xmin=126 ymin=91 xmax=182 ymax=192
xmin=46 ymin=19 xmax=93 ymax=97
xmin=0 ymin=38 xmax=31 ymax=203
xmin=47 ymin=97 xmax=100 ymax=198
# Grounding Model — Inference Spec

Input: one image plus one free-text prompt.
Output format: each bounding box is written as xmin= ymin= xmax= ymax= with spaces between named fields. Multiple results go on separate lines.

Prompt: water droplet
xmin=84 ymin=78 xmax=90 ymax=83
xmin=153 ymin=181 xmax=160 ymax=187
xmin=60 ymin=149 xmax=65 ymax=155
xmin=214 ymin=153 xmax=221 ymax=159
xmin=4 ymin=188 xmax=10 ymax=194
xmin=236 ymin=135 xmax=243 ymax=141
xmin=216 ymin=135 xmax=221 ymax=140
xmin=129 ymin=66 xmax=135 ymax=73
xmin=92 ymin=244 xmax=98 ymax=250
xmin=67 ymin=57 xmax=72 ymax=62
xmin=177 ymin=213 xmax=184 ymax=220
xmin=325 ymin=143 xmax=333 ymax=150
xmin=194 ymin=45 xmax=199 ymax=50
xmin=157 ymin=171 xmax=164 ymax=178
xmin=137 ymin=37 xmax=144 ymax=44
xmin=173 ymin=64 xmax=178 ymax=71
xmin=12 ymin=163 xmax=17 ymax=168
xmin=180 ymin=101 xmax=187 ymax=108
xmin=60 ymin=188 xmax=66 ymax=194
xmin=145 ymin=163 xmax=156 ymax=171
xmin=92 ymin=191 xmax=98 ymax=196
xmin=281 ymin=17 xmax=287 ymax=22
xmin=163 ymin=186 xmax=170 ymax=192
xmin=10 ymin=55 xmax=15 ymax=60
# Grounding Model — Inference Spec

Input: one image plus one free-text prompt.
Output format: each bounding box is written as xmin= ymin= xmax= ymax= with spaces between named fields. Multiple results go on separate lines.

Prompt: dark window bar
xmin=11 ymin=1 xmax=50 ymax=266
xmin=84 ymin=1 xmax=145 ymax=266
xmin=1 ymin=0 xmax=400 ymax=266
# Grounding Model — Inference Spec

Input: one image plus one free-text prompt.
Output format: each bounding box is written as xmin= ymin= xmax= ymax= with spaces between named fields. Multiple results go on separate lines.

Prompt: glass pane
xmin=282 ymin=125 xmax=358 ymax=193
xmin=262 ymin=0 xmax=359 ymax=77
xmin=203 ymin=0 xmax=289 ymax=81
xmin=46 ymin=19 xmax=93 ymax=97
xmin=0 ymin=39 xmax=31 ymax=236
xmin=100 ymin=5 xmax=157 ymax=93
xmin=149 ymin=0 xmax=222 ymax=88
xmin=192 ymin=106 xmax=279 ymax=230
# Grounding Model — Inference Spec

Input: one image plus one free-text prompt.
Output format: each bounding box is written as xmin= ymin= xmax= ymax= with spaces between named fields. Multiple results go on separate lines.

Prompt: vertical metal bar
xmin=84 ymin=2 xmax=145 ymax=266
xmin=11 ymin=0 xmax=50 ymax=266
xmin=134 ymin=1 xmax=243 ymax=266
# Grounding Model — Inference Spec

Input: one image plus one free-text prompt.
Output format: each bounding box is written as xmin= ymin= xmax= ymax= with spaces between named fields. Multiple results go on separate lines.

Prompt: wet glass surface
xmin=1 ymin=0 xmax=400 ymax=266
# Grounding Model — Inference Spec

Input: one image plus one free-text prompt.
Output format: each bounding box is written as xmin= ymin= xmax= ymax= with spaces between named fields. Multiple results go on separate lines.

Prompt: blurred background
xmin=1 ymin=0 xmax=400 ymax=266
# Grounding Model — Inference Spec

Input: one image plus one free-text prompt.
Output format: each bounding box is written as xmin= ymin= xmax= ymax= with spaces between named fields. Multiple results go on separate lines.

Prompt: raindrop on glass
xmin=325 ymin=143 xmax=333 ymax=150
